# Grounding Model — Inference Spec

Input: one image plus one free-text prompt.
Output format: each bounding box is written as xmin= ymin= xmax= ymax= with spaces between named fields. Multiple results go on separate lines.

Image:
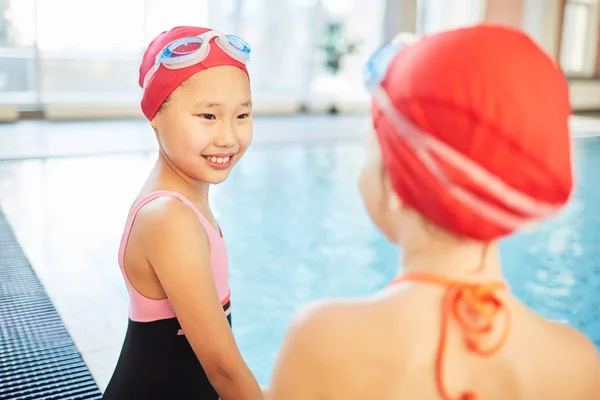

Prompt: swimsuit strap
xmin=390 ymin=272 xmax=510 ymax=400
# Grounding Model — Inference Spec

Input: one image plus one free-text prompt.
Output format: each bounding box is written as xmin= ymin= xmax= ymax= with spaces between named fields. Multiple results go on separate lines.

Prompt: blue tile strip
xmin=0 ymin=210 xmax=102 ymax=399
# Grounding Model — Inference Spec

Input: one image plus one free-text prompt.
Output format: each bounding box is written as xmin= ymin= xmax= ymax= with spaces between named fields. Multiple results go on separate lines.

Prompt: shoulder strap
xmin=118 ymin=190 xmax=217 ymax=266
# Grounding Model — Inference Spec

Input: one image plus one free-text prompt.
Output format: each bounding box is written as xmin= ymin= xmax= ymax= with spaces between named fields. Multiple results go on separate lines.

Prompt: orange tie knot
xmin=448 ymin=282 xmax=507 ymax=355
xmin=390 ymin=273 xmax=510 ymax=400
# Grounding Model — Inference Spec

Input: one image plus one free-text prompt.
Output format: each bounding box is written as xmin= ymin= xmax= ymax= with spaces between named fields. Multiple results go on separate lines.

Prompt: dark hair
xmin=154 ymin=81 xmax=185 ymax=116
xmin=155 ymin=95 xmax=171 ymax=115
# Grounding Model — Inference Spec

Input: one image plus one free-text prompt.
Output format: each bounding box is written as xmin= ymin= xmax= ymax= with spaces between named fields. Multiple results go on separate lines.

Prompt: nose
xmin=213 ymin=120 xmax=238 ymax=148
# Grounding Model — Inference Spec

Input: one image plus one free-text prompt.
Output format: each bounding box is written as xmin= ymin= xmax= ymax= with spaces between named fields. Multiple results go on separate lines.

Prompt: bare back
xmin=311 ymin=285 xmax=600 ymax=399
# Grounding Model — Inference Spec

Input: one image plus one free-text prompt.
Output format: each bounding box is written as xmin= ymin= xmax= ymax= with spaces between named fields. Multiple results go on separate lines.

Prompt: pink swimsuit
xmin=104 ymin=190 xmax=232 ymax=398
xmin=117 ymin=190 xmax=231 ymax=322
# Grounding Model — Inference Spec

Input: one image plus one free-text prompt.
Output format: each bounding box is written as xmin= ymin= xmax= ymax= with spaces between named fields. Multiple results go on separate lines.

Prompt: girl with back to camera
xmin=102 ymin=26 xmax=264 ymax=400
xmin=268 ymin=25 xmax=600 ymax=399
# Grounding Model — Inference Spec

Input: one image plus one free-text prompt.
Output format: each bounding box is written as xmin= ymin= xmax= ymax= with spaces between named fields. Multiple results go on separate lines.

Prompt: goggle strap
xmin=372 ymin=85 xmax=560 ymax=228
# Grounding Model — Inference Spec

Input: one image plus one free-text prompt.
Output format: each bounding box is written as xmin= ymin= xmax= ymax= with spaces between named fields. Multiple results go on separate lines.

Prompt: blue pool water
xmin=213 ymin=137 xmax=600 ymax=385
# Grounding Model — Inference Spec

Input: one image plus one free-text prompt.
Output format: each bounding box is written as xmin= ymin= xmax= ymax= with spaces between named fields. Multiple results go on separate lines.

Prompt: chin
xmin=372 ymin=218 xmax=399 ymax=244
xmin=383 ymin=230 xmax=400 ymax=245
xmin=208 ymin=177 xmax=228 ymax=185
xmin=200 ymin=170 xmax=233 ymax=185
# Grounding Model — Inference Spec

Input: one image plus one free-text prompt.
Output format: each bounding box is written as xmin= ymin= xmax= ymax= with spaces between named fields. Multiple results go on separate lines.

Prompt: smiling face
xmin=151 ymin=65 xmax=253 ymax=184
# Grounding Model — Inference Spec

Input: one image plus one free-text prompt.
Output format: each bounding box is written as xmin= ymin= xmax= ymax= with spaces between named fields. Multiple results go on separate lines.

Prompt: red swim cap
xmin=372 ymin=25 xmax=573 ymax=241
xmin=139 ymin=26 xmax=249 ymax=120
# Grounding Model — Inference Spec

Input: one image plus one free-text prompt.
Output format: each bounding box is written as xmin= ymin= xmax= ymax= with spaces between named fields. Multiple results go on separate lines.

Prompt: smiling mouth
xmin=202 ymin=155 xmax=232 ymax=164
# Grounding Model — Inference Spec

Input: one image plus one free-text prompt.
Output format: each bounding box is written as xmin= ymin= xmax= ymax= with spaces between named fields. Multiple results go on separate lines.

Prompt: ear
xmin=382 ymin=174 xmax=402 ymax=212
xmin=149 ymin=118 xmax=162 ymax=143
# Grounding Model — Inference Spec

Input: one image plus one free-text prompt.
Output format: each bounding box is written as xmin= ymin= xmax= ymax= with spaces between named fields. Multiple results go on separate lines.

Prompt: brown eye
xmin=198 ymin=113 xmax=216 ymax=120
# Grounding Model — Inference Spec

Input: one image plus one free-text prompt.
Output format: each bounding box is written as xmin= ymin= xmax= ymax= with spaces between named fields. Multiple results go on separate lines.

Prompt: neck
xmin=154 ymin=151 xmax=210 ymax=200
xmin=399 ymin=238 xmax=504 ymax=283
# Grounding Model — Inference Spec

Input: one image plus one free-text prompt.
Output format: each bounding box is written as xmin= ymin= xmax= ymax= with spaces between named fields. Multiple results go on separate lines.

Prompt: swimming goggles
xmin=363 ymin=37 xmax=563 ymax=231
xmin=142 ymin=30 xmax=251 ymax=89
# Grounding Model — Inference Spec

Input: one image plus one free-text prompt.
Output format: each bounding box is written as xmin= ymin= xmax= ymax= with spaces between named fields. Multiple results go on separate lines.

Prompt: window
xmin=309 ymin=0 xmax=386 ymax=107
xmin=145 ymin=0 xmax=209 ymax=43
xmin=1 ymin=0 xmax=210 ymax=108
xmin=560 ymin=0 xmax=598 ymax=75
xmin=417 ymin=0 xmax=483 ymax=35
xmin=1 ymin=0 xmax=390 ymax=112
xmin=36 ymin=0 xmax=146 ymax=105
xmin=209 ymin=0 xmax=320 ymax=102
xmin=0 ymin=0 xmax=37 ymax=105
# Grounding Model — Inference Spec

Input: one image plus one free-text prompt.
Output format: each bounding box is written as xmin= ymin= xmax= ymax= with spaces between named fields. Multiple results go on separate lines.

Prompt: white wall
xmin=569 ymin=79 xmax=600 ymax=110
xmin=521 ymin=0 xmax=563 ymax=58
xmin=521 ymin=0 xmax=600 ymax=111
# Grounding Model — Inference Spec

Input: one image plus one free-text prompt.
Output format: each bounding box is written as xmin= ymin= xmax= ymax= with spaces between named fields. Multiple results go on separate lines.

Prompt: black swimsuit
xmin=102 ymin=302 xmax=231 ymax=399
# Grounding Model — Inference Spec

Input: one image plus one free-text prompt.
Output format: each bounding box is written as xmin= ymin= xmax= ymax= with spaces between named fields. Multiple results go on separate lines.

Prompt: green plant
xmin=320 ymin=20 xmax=358 ymax=74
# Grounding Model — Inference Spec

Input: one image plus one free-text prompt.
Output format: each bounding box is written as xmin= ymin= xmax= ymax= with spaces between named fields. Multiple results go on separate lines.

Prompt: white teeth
xmin=206 ymin=156 xmax=230 ymax=164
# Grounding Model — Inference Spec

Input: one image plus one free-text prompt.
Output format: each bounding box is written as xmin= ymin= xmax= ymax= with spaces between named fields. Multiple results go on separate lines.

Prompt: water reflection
xmin=0 ymin=137 xmax=598 ymax=386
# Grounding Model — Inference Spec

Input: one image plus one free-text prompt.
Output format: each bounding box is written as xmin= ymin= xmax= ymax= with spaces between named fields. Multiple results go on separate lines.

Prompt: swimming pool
xmin=0 ymin=127 xmax=595 ymax=388
xmin=215 ymin=137 xmax=600 ymax=384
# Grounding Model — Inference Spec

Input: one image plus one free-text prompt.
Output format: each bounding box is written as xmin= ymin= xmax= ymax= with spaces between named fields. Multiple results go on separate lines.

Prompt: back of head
xmin=371 ymin=25 xmax=573 ymax=241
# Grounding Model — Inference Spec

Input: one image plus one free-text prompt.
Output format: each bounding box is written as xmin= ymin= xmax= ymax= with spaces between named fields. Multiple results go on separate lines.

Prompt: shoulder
xmin=133 ymin=195 xmax=209 ymax=254
xmin=270 ymin=295 xmax=392 ymax=398
xmin=269 ymin=290 xmax=432 ymax=398
xmin=551 ymin=320 xmax=598 ymax=358
xmin=543 ymin=320 xmax=600 ymax=397
xmin=135 ymin=194 xmax=196 ymax=226
xmin=282 ymin=289 xmax=410 ymax=353
xmin=284 ymin=301 xmax=342 ymax=345
xmin=278 ymin=297 xmax=379 ymax=371
xmin=287 ymin=298 xmax=364 ymax=341
xmin=527 ymin=319 xmax=600 ymax=400
xmin=269 ymin=300 xmax=353 ymax=398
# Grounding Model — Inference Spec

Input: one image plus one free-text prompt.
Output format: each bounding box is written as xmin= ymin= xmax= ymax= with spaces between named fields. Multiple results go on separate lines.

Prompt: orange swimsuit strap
xmin=390 ymin=271 xmax=510 ymax=400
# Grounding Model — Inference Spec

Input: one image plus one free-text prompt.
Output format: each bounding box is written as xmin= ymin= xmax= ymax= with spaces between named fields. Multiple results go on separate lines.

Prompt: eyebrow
xmin=194 ymin=100 xmax=252 ymax=109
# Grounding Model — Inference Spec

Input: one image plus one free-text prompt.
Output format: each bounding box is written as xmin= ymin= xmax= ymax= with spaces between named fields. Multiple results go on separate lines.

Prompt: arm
xmin=269 ymin=305 xmax=333 ymax=400
xmin=139 ymin=198 xmax=262 ymax=400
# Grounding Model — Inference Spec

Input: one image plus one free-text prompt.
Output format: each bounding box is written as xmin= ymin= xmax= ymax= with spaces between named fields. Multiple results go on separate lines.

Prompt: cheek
xmin=188 ymin=130 xmax=213 ymax=152
xmin=177 ymin=119 xmax=213 ymax=152
xmin=358 ymin=162 xmax=382 ymax=218
xmin=236 ymin=123 xmax=253 ymax=151
xmin=359 ymin=162 xmax=397 ymax=241
xmin=176 ymin=135 xmax=203 ymax=157
xmin=156 ymin=114 xmax=197 ymax=150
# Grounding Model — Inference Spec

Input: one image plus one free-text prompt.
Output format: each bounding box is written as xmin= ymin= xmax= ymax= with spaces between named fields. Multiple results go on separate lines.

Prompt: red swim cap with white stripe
xmin=372 ymin=25 xmax=573 ymax=241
